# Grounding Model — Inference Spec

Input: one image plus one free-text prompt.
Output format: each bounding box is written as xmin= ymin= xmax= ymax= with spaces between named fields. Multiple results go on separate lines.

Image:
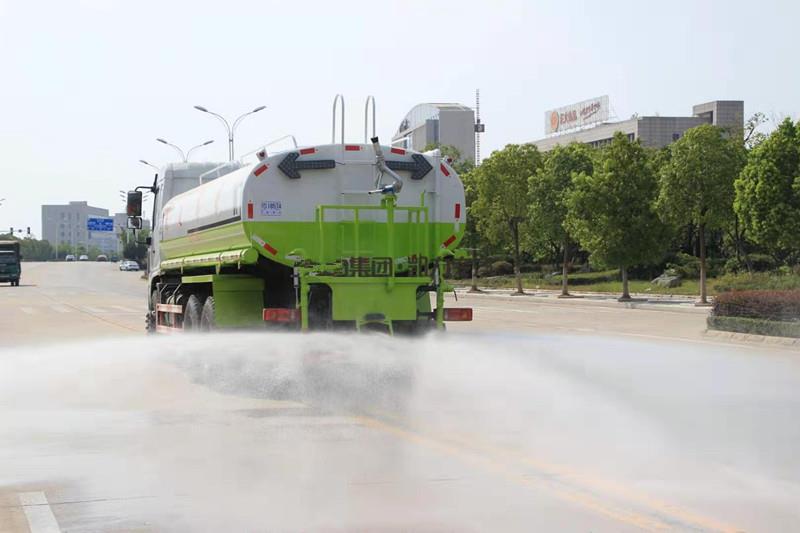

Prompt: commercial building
xmin=392 ymin=103 xmax=476 ymax=163
xmin=41 ymin=202 xmax=121 ymax=256
xmin=531 ymin=100 xmax=744 ymax=152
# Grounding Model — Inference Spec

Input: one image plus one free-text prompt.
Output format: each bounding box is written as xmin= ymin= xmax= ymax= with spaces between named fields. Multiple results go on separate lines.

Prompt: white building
xmin=40 ymin=201 xmax=137 ymax=256
xmin=392 ymin=103 xmax=477 ymax=163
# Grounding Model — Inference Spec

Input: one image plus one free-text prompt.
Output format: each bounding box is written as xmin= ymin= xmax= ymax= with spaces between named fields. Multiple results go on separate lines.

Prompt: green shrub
xmin=712 ymin=290 xmax=800 ymax=321
xmin=490 ymin=260 xmax=514 ymax=276
xmin=449 ymin=259 xmax=473 ymax=279
xmin=707 ymin=316 xmax=800 ymax=338
xmin=713 ymin=272 xmax=800 ymax=292
xmin=748 ymin=253 xmax=778 ymax=272
xmin=666 ymin=252 xmax=701 ymax=279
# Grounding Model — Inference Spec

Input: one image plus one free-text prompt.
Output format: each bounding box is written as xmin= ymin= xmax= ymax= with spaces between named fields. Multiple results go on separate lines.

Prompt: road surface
xmin=0 ymin=262 xmax=798 ymax=532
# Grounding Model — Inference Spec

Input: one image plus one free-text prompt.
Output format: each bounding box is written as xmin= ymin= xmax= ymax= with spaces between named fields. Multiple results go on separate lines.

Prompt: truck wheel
xmin=200 ymin=296 xmax=216 ymax=331
xmin=183 ymin=294 xmax=203 ymax=331
xmin=147 ymin=289 xmax=159 ymax=333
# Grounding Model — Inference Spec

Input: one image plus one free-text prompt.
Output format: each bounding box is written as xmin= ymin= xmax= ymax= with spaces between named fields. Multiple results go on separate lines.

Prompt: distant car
xmin=78 ymin=255 xmax=89 ymax=261
xmin=119 ymin=260 xmax=140 ymax=271
xmin=96 ymin=254 xmax=108 ymax=262
xmin=65 ymin=254 xmax=76 ymax=262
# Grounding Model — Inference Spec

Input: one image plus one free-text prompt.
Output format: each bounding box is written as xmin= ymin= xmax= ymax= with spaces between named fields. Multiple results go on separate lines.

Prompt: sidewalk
xmin=453 ymin=286 xmax=709 ymax=314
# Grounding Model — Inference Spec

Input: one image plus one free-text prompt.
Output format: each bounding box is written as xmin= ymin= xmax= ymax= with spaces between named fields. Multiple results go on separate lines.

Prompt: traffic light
xmin=26 ymin=227 xmax=30 ymax=235
xmin=9 ymin=227 xmax=13 ymax=235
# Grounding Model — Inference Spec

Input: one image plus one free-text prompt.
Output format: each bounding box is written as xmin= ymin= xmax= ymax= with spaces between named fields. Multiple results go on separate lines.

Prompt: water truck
xmin=128 ymin=107 xmax=471 ymax=334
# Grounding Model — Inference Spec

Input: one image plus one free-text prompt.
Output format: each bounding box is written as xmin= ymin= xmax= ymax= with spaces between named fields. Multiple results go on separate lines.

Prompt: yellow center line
xmin=355 ymin=414 xmax=740 ymax=532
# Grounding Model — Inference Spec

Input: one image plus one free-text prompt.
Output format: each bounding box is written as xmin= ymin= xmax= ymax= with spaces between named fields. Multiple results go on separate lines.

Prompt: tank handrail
xmin=364 ymin=96 xmax=376 ymax=143
xmin=238 ymin=134 xmax=299 ymax=162
xmin=332 ymin=94 xmax=345 ymax=144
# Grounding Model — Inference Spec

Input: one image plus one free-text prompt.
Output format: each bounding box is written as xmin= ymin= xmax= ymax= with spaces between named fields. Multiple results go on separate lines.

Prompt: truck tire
xmin=146 ymin=289 xmax=159 ymax=333
xmin=200 ymin=296 xmax=216 ymax=331
xmin=183 ymin=294 xmax=203 ymax=331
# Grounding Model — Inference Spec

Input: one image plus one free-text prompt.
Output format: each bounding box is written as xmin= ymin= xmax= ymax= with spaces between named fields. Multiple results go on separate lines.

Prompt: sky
xmin=0 ymin=0 xmax=798 ymax=237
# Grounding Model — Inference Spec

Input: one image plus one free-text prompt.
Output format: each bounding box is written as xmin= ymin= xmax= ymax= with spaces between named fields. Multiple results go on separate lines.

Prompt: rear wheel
xmin=147 ymin=289 xmax=159 ymax=333
xmin=200 ymin=296 xmax=216 ymax=331
xmin=183 ymin=294 xmax=203 ymax=331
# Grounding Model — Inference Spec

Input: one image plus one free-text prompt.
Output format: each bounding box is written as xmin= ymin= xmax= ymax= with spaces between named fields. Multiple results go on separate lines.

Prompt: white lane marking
xmin=50 ymin=305 xmax=72 ymax=313
xmin=20 ymin=307 xmax=36 ymax=315
xmin=109 ymin=305 xmax=139 ymax=312
xmin=18 ymin=491 xmax=62 ymax=533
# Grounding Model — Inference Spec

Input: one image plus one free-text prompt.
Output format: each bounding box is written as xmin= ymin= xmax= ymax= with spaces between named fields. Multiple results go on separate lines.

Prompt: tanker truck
xmin=127 ymin=135 xmax=472 ymax=334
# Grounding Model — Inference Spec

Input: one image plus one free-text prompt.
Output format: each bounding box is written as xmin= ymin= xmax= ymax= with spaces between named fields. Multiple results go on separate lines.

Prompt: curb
xmin=703 ymin=329 xmax=800 ymax=348
xmin=452 ymin=287 xmax=709 ymax=313
xmin=453 ymin=285 xmax=703 ymax=302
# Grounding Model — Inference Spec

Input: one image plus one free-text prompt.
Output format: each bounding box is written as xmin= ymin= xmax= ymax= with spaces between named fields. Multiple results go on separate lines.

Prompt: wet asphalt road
xmin=0 ymin=263 xmax=798 ymax=532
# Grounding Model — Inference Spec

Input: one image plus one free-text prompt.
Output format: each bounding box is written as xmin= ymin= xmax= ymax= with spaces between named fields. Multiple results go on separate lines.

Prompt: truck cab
xmin=0 ymin=241 xmax=22 ymax=286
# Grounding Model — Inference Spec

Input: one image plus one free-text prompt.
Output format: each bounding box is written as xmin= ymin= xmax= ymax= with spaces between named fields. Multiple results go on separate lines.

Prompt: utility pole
xmin=474 ymin=89 xmax=485 ymax=165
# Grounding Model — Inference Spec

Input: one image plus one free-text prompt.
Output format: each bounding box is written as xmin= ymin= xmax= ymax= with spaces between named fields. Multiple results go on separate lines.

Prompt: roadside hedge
xmin=712 ymin=290 xmax=800 ymax=321
xmin=707 ymin=316 xmax=800 ymax=339
xmin=713 ymin=272 xmax=800 ymax=292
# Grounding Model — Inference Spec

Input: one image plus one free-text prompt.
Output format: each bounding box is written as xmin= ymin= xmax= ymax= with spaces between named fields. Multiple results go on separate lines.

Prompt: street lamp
xmin=139 ymin=159 xmax=160 ymax=172
xmin=186 ymin=140 xmax=214 ymax=161
xmin=193 ymin=105 xmax=266 ymax=161
xmin=156 ymin=138 xmax=186 ymax=162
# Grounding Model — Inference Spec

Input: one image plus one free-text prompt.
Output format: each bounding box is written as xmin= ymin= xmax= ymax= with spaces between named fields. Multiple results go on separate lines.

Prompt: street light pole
xmin=155 ymin=138 xmax=215 ymax=162
xmin=193 ymin=105 xmax=266 ymax=161
xmin=156 ymin=138 xmax=186 ymax=162
xmin=185 ymin=139 xmax=214 ymax=161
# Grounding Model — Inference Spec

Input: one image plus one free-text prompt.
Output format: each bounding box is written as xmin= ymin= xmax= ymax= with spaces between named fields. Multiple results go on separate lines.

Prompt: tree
xmin=567 ymin=133 xmax=669 ymax=300
xmin=19 ymin=237 xmax=54 ymax=261
xmin=734 ymin=118 xmax=800 ymax=263
xmin=744 ymin=112 xmax=768 ymax=149
xmin=123 ymin=229 xmax=149 ymax=262
xmin=528 ymin=143 xmax=593 ymax=296
xmin=658 ymin=125 xmax=744 ymax=304
xmin=472 ymin=144 xmax=542 ymax=294
xmin=459 ymin=167 xmax=484 ymax=291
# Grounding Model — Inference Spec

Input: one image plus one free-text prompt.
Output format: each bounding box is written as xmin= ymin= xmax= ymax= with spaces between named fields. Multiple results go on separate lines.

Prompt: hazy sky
xmin=1 ymin=0 xmax=798 ymax=236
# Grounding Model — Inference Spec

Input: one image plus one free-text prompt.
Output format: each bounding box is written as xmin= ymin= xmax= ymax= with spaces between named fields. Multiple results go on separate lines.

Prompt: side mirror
xmin=128 ymin=217 xmax=143 ymax=230
xmin=145 ymin=237 xmax=152 ymax=246
xmin=126 ymin=191 xmax=143 ymax=217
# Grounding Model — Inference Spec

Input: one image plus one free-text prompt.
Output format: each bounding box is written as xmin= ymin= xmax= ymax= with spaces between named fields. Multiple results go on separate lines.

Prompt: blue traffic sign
xmin=87 ymin=217 xmax=114 ymax=232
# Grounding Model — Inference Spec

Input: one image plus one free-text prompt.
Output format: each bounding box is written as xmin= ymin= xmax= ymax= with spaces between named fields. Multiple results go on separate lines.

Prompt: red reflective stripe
xmin=345 ymin=145 xmax=361 ymax=151
xmin=263 ymin=242 xmax=277 ymax=255
xmin=443 ymin=308 xmax=473 ymax=321
xmin=299 ymin=147 xmax=316 ymax=155
xmin=254 ymin=164 xmax=268 ymax=176
xmin=263 ymin=308 xmax=299 ymax=322
xmin=440 ymin=163 xmax=450 ymax=176
xmin=390 ymin=147 xmax=406 ymax=155
xmin=443 ymin=235 xmax=456 ymax=247
xmin=454 ymin=203 xmax=461 ymax=219
xmin=247 ymin=202 xmax=254 ymax=219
